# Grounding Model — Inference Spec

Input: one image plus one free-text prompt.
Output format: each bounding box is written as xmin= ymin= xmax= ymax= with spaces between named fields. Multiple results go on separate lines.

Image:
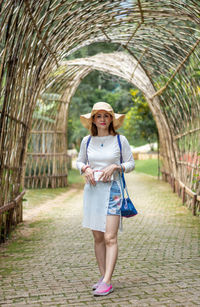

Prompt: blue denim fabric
xmin=107 ymin=181 xmax=122 ymax=215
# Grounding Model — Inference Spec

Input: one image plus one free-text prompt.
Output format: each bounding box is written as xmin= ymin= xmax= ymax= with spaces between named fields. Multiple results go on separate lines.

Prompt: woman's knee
xmin=104 ymin=233 xmax=117 ymax=246
xmin=92 ymin=231 xmax=104 ymax=244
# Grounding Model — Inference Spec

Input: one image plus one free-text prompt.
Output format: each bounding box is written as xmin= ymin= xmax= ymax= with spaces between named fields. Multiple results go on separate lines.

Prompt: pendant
xmin=101 ymin=143 xmax=103 ymax=147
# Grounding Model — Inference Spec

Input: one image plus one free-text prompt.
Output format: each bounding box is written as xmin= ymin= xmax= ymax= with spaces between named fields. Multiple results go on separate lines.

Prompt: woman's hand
xmin=99 ymin=164 xmax=119 ymax=182
xmin=84 ymin=167 xmax=96 ymax=186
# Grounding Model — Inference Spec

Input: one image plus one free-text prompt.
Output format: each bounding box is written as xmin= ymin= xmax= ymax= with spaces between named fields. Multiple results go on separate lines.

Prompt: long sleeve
xmin=76 ymin=135 xmax=90 ymax=174
xmin=120 ymin=135 xmax=135 ymax=173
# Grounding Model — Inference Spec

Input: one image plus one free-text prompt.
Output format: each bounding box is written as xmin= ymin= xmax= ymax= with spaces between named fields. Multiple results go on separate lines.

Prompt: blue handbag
xmin=119 ymin=166 xmax=138 ymax=217
xmin=117 ymin=135 xmax=138 ymax=218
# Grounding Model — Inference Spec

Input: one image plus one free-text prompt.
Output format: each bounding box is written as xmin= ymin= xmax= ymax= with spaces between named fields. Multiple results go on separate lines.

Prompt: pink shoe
xmin=93 ymin=281 xmax=114 ymax=296
xmin=92 ymin=276 xmax=104 ymax=290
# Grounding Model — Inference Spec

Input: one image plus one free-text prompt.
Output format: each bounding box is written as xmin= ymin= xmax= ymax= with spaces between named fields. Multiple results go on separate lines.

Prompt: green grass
xmin=67 ymin=168 xmax=84 ymax=185
xmin=25 ymin=169 xmax=84 ymax=209
xmin=134 ymin=159 xmax=159 ymax=177
xmin=25 ymin=187 xmax=69 ymax=209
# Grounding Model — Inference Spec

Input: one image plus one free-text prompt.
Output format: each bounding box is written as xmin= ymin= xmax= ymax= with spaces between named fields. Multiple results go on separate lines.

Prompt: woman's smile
xmin=93 ymin=111 xmax=113 ymax=134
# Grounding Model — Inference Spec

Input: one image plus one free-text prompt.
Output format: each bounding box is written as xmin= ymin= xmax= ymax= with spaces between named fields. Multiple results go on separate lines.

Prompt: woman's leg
xmin=92 ymin=230 xmax=106 ymax=277
xmin=103 ymin=215 xmax=120 ymax=284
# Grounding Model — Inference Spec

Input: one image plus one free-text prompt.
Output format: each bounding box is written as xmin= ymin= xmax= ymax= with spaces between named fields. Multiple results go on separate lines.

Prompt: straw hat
xmin=80 ymin=102 xmax=125 ymax=130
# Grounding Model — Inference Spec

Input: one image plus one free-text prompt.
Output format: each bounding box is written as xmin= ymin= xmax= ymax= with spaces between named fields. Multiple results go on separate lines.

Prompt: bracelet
xmin=82 ymin=165 xmax=90 ymax=173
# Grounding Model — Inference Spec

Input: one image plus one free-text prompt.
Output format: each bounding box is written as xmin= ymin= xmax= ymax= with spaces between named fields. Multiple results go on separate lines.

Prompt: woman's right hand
xmin=84 ymin=167 xmax=96 ymax=186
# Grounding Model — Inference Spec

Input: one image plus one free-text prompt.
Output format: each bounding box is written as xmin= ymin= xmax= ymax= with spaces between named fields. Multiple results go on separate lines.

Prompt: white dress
xmin=76 ymin=134 xmax=135 ymax=232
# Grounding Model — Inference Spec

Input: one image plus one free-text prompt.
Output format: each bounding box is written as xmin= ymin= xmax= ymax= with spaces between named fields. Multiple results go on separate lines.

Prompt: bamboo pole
xmin=150 ymin=39 xmax=200 ymax=99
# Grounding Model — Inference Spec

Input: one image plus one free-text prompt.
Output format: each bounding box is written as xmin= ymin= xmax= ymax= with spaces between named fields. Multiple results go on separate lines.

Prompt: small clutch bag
xmin=93 ymin=171 xmax=114 ymax=182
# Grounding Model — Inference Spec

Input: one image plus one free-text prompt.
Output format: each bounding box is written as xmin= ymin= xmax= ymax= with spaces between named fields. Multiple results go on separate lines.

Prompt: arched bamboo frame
xmin=39 ymin=52 xmax=175 ymax=179
xmin=0 ymin=0 xmax=199 ymax=242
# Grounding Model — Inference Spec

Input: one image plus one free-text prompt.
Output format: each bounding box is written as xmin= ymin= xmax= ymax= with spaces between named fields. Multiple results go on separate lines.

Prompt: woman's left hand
xmin=99 ymin=164 xmax=119 ymax=182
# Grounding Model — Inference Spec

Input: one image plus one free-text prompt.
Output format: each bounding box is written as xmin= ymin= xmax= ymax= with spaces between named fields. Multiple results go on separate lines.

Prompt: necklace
xmin=100 ymin=139 xmax=105 ymax=147
xmin=99 ymin=136 xmax=109 ymax=147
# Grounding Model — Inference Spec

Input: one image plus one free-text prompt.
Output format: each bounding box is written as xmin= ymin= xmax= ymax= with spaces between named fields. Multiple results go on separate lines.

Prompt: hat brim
xmin=80 ymin=112 xmax=125 ymax=130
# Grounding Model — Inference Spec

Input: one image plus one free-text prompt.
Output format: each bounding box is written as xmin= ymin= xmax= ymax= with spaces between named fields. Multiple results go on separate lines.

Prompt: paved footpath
xmin=0 ymin=172 xmax=200 ymax=307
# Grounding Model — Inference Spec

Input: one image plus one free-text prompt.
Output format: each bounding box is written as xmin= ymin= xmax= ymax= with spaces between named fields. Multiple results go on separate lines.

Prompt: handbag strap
xmin=117 ymin=134 xmax=126 ymax=188
xmin=86 ymin=135 xmax=91 ymax=164
xmin=119 ymin=165 xmax=130 ymax=199
xmin=119 ymin=169 xmax=125 ymax=200
xmin=117 ymin=134 xmax=123 ymax=164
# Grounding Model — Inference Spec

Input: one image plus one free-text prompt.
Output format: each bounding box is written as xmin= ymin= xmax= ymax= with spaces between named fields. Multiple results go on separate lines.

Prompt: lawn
xmin=25 ymin=169 xmax=84 ymax=208
xmin=134 ymin=159 xmax=159 ymax=177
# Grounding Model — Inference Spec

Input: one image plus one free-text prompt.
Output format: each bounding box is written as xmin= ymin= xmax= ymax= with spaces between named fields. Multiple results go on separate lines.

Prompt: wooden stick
xmin=174 ymin=127 xmax=200 ymax=140
xmin=0 ymin=190 xmax=26 ymax=214
xmin=150 ymin=38 xmax=200 ymax=99
xmin=137 ymin=0 xmax=144 ymax=23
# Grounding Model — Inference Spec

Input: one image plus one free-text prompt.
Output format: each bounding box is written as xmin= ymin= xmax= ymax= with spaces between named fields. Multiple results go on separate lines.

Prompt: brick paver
xmin=0 ymin=172 xmax=200 ymax=306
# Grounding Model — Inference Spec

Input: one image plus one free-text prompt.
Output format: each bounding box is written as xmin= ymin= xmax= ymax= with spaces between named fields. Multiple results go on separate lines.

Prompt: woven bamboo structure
xmin=0 ymin=0 xmax=200 ymax=242
xmin=25 ymin=92 xmax=69 ymax=189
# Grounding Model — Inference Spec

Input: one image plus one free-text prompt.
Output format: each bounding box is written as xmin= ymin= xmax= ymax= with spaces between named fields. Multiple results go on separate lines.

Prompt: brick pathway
xmin=0 ymin=172 xmax=200 ymax=306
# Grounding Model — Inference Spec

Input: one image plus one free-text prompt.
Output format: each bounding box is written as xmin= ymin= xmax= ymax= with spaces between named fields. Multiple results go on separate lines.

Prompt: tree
xmin=123 ymin=89 xmax=158 ymax=147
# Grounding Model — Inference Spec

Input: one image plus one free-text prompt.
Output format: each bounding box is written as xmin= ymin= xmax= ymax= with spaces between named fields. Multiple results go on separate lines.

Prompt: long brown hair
xmin=91 ymin=115 xmax=118 ymax=136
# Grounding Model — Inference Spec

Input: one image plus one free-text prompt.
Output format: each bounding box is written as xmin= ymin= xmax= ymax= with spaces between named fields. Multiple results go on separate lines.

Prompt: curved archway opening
xmin=26 ymin=48 xmax=200 ymax=217
xmin=25 ymin=52 xmax=162 ymax=187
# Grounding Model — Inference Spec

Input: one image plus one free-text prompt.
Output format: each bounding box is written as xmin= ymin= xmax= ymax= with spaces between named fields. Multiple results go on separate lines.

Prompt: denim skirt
xmin=107 ymin=181 xmax=122 ymax=216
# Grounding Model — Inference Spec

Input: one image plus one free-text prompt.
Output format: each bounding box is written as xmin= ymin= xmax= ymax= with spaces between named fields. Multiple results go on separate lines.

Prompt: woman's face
xmin=93 ymin=111 xmax=112 ymax=131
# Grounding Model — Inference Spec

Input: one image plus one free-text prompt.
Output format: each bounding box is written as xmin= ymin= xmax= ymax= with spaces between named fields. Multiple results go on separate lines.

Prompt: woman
xmin=76 ymin=102 xmax=135 ymax=296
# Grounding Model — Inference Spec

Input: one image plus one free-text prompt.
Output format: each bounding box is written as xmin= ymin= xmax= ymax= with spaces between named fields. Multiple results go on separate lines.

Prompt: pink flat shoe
xmin=92 ymin=276 xmax=104 ymax=290
xmin=93 ymin=281 xmax=114 ymax=296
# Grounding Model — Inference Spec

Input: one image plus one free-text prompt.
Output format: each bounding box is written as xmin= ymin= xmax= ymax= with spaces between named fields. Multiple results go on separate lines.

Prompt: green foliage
xmin=68 ymin=70 xmax=133 ymax=149
xmin=68 ymin=117 xmax=88 ymax=148
xmin=67 ymin=42 xmax=119 ymax=60
xmin=123 ymin=89 xmax=158 ymax=146
xmin=67 ymin=42 xmax=157 ymax=149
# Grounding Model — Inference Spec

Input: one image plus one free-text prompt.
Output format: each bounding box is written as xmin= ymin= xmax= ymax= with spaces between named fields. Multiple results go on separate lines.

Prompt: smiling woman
xmin=92 ymin=111 xmax=113 ymax=137
xmin=94 ymin=111 xmax=112 ymax=131
xmin=76 ymin=101 xmax=135 ymax=296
